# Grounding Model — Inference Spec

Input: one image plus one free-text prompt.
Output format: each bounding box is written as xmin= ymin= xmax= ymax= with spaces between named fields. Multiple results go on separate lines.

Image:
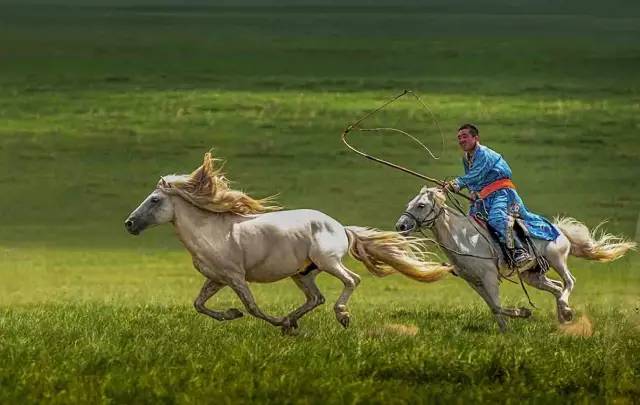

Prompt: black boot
xmin=509 ymin=248 xmax=536 ymax=272
xmin=509 ymin=233 xmax=536 ymax=272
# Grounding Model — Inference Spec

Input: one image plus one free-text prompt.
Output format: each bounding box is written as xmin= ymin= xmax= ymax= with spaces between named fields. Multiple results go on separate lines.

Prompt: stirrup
xmin=513 ymin=250 xmax=536 ymax=272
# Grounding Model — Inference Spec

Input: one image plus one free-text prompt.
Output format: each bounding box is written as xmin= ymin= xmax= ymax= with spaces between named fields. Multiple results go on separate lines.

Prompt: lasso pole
xmin=341 ymin=91 xmax=472 ymax=202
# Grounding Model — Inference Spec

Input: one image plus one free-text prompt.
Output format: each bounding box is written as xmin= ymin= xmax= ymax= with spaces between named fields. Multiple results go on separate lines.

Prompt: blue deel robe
xmin=452 ymin=144 xmax=559 ymax=243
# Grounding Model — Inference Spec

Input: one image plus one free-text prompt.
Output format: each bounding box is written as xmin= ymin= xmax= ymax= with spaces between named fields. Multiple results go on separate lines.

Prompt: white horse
xmin=395 ymin=187 xmax=636 ymax=332
xmin=125 ymin=153 xmax=452 ymax=333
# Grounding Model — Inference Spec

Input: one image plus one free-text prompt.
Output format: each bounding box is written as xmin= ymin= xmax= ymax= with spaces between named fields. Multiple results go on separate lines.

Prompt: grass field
xmin=1 ymin=1 xmax=639 ymax=403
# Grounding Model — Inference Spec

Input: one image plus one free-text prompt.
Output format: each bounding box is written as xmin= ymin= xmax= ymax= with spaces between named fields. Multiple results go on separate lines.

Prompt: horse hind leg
xmin=521 ymin=269 xmax=569 ymax=323
xmin=282 ymin=269 xmax=325 ymax=333
xmin=545 ymin=239 xmax=575 ymax=322
xmin=314 ymin=260 xmax=360 ymax=328
xmin=555 ymin=264 xmax=575 ymax=322
xmin=552 ymin=262 xmax=576 ymax=322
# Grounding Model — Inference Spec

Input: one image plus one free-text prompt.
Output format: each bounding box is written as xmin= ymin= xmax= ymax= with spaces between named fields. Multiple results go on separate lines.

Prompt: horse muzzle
xmin=124 ymin=217 xmax=143 ymax=235
xmin=395 ymin=215 xmax=415 ymax=236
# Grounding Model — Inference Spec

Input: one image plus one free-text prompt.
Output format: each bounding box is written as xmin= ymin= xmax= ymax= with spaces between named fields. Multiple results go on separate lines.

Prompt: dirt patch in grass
xmin=558 ymin=315 xmax=594 ymax=337
xmin=368 ymin=323 xmax=420 ymax=337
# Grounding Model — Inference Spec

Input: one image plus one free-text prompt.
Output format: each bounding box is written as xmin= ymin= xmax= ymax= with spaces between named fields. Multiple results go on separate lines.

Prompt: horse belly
xmin=244 ymin=256 xmax=304 ymax=283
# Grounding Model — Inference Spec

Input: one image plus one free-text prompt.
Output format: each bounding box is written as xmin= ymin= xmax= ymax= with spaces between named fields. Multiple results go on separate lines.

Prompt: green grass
xmin=0 ymin=2 xmax=639 ymax=403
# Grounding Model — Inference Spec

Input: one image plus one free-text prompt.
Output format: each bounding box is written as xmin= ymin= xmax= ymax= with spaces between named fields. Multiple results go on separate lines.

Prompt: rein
xmin=404 ymin=206 xmax=496 ymax=261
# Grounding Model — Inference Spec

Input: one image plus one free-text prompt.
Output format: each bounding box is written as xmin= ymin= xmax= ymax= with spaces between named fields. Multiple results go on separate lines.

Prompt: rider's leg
xmin=486 ymin=190 xmax=535 ymax=272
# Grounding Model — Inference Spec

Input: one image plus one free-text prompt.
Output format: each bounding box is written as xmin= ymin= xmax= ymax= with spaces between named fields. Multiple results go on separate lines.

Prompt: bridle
xmin=402 ymin=202 xmax=444 ymax=231
xmin=402 ymin=200 xmax=498 ymax=261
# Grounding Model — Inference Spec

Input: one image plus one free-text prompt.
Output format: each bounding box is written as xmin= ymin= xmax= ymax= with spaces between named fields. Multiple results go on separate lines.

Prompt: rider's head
xmin=457 ymin=123 xmax=479 ymax=152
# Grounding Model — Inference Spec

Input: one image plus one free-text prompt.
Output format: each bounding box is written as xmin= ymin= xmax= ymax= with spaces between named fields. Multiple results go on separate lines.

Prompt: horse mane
xmin=421 ymin=186 xmax=450 ymax=210
xmin=159 ymin=152 xmax=280 ymax=215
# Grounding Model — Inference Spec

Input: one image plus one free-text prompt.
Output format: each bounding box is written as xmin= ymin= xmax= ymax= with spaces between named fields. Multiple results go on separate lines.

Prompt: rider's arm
xmin=453 ymin=148 xmax=496 ymax=190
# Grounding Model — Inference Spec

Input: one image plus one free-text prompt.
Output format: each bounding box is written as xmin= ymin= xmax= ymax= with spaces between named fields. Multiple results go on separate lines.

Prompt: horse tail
xmin=344 ymin=226 xmax=453 ymax=282
xmin=554 ymin=216 xmax=636 ymax=262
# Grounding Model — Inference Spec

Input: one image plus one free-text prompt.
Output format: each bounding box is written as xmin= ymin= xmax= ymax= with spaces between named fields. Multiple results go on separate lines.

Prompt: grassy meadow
xmin=0 ymin=1 xmax=639 ymax=403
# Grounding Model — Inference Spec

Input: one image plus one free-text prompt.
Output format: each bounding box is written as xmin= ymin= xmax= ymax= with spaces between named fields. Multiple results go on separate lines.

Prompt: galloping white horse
xmin=395 ymin=187 xmax=636 ymax=332
xmin=125 ymin=153 xmax=452 ymax=333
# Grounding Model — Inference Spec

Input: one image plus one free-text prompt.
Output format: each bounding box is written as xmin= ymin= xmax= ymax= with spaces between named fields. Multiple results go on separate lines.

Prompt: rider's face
xmin=457 ymin=129 xmax=478 ymax=152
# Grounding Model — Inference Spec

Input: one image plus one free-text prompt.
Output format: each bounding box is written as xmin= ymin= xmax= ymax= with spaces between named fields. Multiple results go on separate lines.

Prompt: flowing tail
xmin=554 ymin=217 xmax=637 ymax=262
xmin=344 ymin=226 xmax=453 ymax=282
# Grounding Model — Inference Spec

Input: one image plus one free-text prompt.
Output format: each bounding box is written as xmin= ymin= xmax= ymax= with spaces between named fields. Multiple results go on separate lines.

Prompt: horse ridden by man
xmin=125 ymin=153 xmax=453 ymax=334
xmin=395 ymin=124 xmax=636 ymax=331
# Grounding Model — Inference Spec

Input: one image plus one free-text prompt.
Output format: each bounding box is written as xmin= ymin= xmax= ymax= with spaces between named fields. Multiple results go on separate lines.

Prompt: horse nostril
xmin=125 ymin=219 xmax=134 ymax=229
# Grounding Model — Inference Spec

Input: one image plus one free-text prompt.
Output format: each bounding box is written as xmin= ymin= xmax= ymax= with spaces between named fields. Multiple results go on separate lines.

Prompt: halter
xmin=404 ymin=202 xmax=500 ymax=262
xmin=402 ymin=202 xmax=444 ymax=231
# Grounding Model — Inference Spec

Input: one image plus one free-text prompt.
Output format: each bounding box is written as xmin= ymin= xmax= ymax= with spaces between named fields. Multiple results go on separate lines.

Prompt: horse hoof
xmin=519 ymin=307 xmax=532 ymax=318
xmin=281 ymin=317 xmax=299 ymax=335
xmin=337 ymin=313 xmax=350 ymax=329
xmin=284 ymin=317 xmax=298 ymax=329
xmin=561 ymin=308 xmax=574 ymax=322
xmin=224 ymin=308 xmax=244 ymax=320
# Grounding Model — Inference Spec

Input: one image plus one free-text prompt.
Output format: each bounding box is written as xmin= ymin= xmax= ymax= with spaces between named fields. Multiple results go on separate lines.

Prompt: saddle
xmin=473 ymin=213 xmax=550 ymax=273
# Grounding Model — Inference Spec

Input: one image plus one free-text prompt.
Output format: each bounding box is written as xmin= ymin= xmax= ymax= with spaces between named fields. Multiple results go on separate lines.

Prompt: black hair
xmin=458 ymin=123 xmax=479 ymax=136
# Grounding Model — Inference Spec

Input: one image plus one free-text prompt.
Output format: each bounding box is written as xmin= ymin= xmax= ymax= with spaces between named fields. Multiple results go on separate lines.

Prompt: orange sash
xmin=479 ymin=178 xmax=516 ymax=199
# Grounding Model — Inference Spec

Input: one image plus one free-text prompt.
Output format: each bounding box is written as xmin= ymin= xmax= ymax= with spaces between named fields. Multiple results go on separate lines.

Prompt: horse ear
xmin=159 ymin=177 xmax=171 ymax=189
xmin=193 ymin=163 xmax=210 ymax=187
xmin=433 ymin=188 xmax=446 ymax=205
xmin=187 ymin=153 xmax=213 ymax=192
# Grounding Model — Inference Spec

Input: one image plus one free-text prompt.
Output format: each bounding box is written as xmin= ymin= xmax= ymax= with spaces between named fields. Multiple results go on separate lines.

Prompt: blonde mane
xmin=159 ymin=152 xmax=280 ymax=215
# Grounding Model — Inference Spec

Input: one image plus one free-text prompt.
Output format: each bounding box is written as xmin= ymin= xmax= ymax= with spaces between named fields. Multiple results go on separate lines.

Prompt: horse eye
xmin=417 ymin=203 xmax=426 ymax=209
xmin=151 ymin=196 xmax=160 ymax=204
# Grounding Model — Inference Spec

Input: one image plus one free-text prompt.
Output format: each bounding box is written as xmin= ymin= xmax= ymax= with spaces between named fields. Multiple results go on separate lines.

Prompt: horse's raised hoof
xmin=337 ymin=313 xmax=350 ymax=329
xmin=281 ymin=317 xmax=299 ymax=335
xmin=519 ymin=307 xmax=532 ymax=318
xmin=223 ymin=308 xmax=244 ymax=320
xmin=560 ymin=307 xmax=574 ymax=323
xmin=334 ymin=305 xmax=350 ymax=328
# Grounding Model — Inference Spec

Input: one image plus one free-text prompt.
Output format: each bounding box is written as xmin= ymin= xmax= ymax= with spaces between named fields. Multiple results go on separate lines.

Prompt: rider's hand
xmin=444 ymin=180 xmax=460 ymax=193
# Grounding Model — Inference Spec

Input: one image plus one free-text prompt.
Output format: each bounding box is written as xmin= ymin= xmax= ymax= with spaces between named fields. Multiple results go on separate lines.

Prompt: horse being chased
xmin=125 ymin=153 xmax=451 ymax=333
xmin=395 ymin=186 xmax=636 ymax=332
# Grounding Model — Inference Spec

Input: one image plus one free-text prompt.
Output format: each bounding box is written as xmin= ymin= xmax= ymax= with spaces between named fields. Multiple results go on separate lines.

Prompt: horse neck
xmin=431 ymin=206 xmax=485 ymax=249
xmin=431 ymin=207 xmax=460 ymax=245
xmin=170 ymin=196 xmax=236 ymax=254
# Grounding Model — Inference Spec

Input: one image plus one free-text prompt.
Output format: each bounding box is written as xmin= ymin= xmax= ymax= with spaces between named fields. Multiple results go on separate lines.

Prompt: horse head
xmin=395 ymin=186 xmax=446 ymax=235
xmin=124 ymin=177 xmax=176 ymax=235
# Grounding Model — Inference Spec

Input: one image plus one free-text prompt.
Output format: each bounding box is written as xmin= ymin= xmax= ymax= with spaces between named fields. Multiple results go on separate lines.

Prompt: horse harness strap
xmin=403 ymin=203 xmax=444 ymax=229
xmin=409 ymin=206 xmax=496 ymax=261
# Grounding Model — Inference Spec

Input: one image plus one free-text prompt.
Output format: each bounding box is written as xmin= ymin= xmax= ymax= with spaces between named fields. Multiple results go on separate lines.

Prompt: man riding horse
xmin=444 ymin=124 xmax=559 ymax=272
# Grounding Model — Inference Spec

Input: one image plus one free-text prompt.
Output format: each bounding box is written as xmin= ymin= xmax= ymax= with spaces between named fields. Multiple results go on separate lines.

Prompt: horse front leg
xmin=463 ymin=269 xmax=512 ymax=332
xmin=228 ymin=278 xmax=284 ymax=328
xmin=194 ymin=279 xmax=244 ymax=321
